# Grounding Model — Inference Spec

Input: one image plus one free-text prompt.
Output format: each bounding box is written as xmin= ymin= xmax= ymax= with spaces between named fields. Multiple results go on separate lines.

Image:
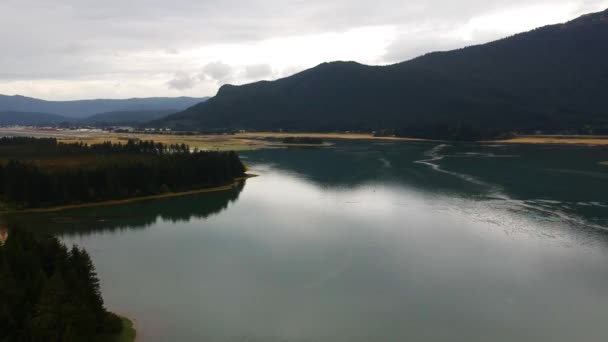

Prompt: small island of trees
xmin=0 ymin=137 xmax=247 ymax=209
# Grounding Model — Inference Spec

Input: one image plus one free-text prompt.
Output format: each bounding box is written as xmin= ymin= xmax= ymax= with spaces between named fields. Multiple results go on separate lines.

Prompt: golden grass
xmin=4 ymin=128 xmax=607 ymax=148
xmin=58 ymin=132 xmax=427 ymax=150
xmin=493 ymin=137 xmax=608 ymax=145
xmin=237 ymin=132 xmax=426 ymax=141
xmin=0 ymin=128 xmax=430 ymax=152
xmin=58 ymin=134 xmax=267 ymax=151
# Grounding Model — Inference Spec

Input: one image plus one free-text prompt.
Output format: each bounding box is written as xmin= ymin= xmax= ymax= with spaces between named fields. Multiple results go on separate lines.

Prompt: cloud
xmin=200 ymin=62 xmax=233 ymax=85
xmin=167 ymin=72 xmax=198 ymax=90
xmin=0 ymin=0 xmax=606 ymax=99
xmin=244 ymin=64 xmax=273 ymax=80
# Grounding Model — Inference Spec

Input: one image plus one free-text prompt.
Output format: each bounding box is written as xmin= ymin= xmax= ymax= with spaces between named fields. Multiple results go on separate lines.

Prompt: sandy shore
xmin=492 ymin=136 xmax=608 ymax=146
xmin=237 ymin=132 xmax=427 ymax=141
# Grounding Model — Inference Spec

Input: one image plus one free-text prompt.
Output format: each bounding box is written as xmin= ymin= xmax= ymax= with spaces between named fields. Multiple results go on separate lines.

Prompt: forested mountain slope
xmin=157 ymin=9 xmax=608 ymax=139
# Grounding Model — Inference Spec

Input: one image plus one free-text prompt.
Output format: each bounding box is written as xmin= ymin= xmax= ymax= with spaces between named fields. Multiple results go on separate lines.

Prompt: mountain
xmin=80 ymin=109 xmax=178 ymax=126
xmin=0 ymin=111 xmax=71 ymax=126
xmin=156 ymin=9 xmax=608 ymax=139
xmin=0 ymin=95 xmax=208 ymax=119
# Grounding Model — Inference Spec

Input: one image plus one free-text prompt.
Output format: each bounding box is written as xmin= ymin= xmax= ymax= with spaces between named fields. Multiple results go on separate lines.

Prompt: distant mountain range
xmin=80 ymin=110 xmax=178 ymax=126
xmin=0 ymin=111 xmax=69 ymax=126
xmin=0 ymin=95 xmax=208 ymax=126
xmin=155 ymin=9 xmax=608 ymax=139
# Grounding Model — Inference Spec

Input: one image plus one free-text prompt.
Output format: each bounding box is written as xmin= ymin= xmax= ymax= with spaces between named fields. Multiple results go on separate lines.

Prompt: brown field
xmin=237 ymin=132 xmax=427 ymax=141
xmin=3 ymin=128 xmax=607 ymax=148
xmin=0 ymin=128 xmax=428 ymax=151
xmin=59 ymin=134 xmax=268 ymax=151
xmin=493 ymin=136 xmax=608 ymax=146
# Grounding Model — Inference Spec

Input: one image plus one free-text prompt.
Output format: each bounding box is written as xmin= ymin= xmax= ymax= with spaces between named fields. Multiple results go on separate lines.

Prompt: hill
xmin=155 ymin=9 xmax=608 ymax=140
xmin=0 ymin=111 xmax=71 ymax=126
xmin=80 ymin=109 xmax=178 ymax=126
xmin=0 ymin=95 xmax=208 ymax=119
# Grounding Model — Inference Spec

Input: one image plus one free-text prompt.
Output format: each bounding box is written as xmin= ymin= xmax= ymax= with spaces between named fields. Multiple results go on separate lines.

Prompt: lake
xmin=11 ymin=141 xmax=608 ymax=341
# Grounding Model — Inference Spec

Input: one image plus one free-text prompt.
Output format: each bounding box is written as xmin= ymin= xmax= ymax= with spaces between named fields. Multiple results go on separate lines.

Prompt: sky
xmin=0 ymin=0 xmax=607 ymax=100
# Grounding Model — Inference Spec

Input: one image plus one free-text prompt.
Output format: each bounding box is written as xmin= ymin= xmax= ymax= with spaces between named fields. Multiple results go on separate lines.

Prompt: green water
xmin=11 ymin=141 xmax=608 ymax=341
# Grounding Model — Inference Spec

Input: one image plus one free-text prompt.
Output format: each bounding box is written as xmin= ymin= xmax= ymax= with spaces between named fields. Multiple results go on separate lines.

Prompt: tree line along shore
xmin=0 ymin=227 xmax=136 ymax=342
xmin=0 ymin=136 xmax=250 ymax=341
xmin=0 ymin=137 xmax=247 ymax=209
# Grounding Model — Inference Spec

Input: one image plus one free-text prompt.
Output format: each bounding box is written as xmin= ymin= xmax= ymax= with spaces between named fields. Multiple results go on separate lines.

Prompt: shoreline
xmin=2 ymin=127 xmax=607 ymax=147
xmin=237 ymin=132 xmax=429 ymax=142
xmin=0 ymin=176 xmax=253 ymax=214
xmin=274 ymin=142 xmax=335 ymax=148
xmin=489 ymin=136 xmax=608 ymax=146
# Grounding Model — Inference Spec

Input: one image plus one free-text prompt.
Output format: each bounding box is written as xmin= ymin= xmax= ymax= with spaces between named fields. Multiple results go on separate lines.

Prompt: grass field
xmin=2 ymin=128 xmax=608 ymax=147
xmin=495 ymin=136 xmax=608 ymax=145
xmin=0 ymin=128 xmax=429 ymax=151
xmin=237 ymin=132 xmax=427 ymax=141
xmin=58 ymin=134 xmax=267 ymax=151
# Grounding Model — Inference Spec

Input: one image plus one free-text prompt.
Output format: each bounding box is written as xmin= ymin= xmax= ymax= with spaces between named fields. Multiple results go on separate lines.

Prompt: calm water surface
xmin=14 ymin=141 xmax=608 ymax=342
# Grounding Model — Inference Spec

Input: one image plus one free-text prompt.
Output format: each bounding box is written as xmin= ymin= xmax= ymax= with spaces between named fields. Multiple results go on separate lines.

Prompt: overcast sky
xmin=1 ymin=0 xmax=607 ymax=100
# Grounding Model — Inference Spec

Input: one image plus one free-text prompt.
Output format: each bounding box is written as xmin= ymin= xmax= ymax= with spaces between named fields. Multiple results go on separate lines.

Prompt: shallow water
xmin=13 ymin=141 xmax=608 ymax=341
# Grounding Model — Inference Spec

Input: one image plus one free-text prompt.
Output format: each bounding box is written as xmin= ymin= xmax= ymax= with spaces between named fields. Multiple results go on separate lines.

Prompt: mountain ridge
xmin=156 ymin=9 xmax=608 ymax=139
xmin=0 ymin=95 xmax=209 ymax=119
xmin=0 ymin=111 xmax=71 ymax=126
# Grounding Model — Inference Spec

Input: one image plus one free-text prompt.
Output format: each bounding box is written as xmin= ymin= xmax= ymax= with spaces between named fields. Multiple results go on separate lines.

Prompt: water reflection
xmin=241 ymin=142 xmax=608 ymax=230
xmin=6 ymin=141 xmax=608 ymax=342
xmin=8 ymin=181 xmax=245 ymax=236
xmin=56 ymin=165 xmax=608 ymax=342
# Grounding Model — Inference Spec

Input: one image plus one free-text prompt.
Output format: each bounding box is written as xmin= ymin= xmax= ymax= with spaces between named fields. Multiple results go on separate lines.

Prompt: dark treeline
xmin=282 ymin=137 xmax=324 ymax=144
xmin=0 ymin=136 xmax=190 ymax=157
xmin=0 ymin=227 xmax=123 ymax=341
xmin=0 ymin=137 xmax=246 ymax=208
xmin=10 ymin=181 xmax=246 ymax=237
xmin=394 ymin=123 xmax=515 ymax=141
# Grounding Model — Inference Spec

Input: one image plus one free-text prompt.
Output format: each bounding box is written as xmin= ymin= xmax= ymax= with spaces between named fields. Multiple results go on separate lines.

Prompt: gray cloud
xmin=244 ymin=64 xmax=273 ymax=80
xmin=166 ymin=62 xmax=273 ymax=92
xmin=200 ymin=62 xmax=233 ymax=85
xmin=1 ymin=0 xmax=606 ymax=99
xmin=167 ymin=72 xmax=198 ymax=90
